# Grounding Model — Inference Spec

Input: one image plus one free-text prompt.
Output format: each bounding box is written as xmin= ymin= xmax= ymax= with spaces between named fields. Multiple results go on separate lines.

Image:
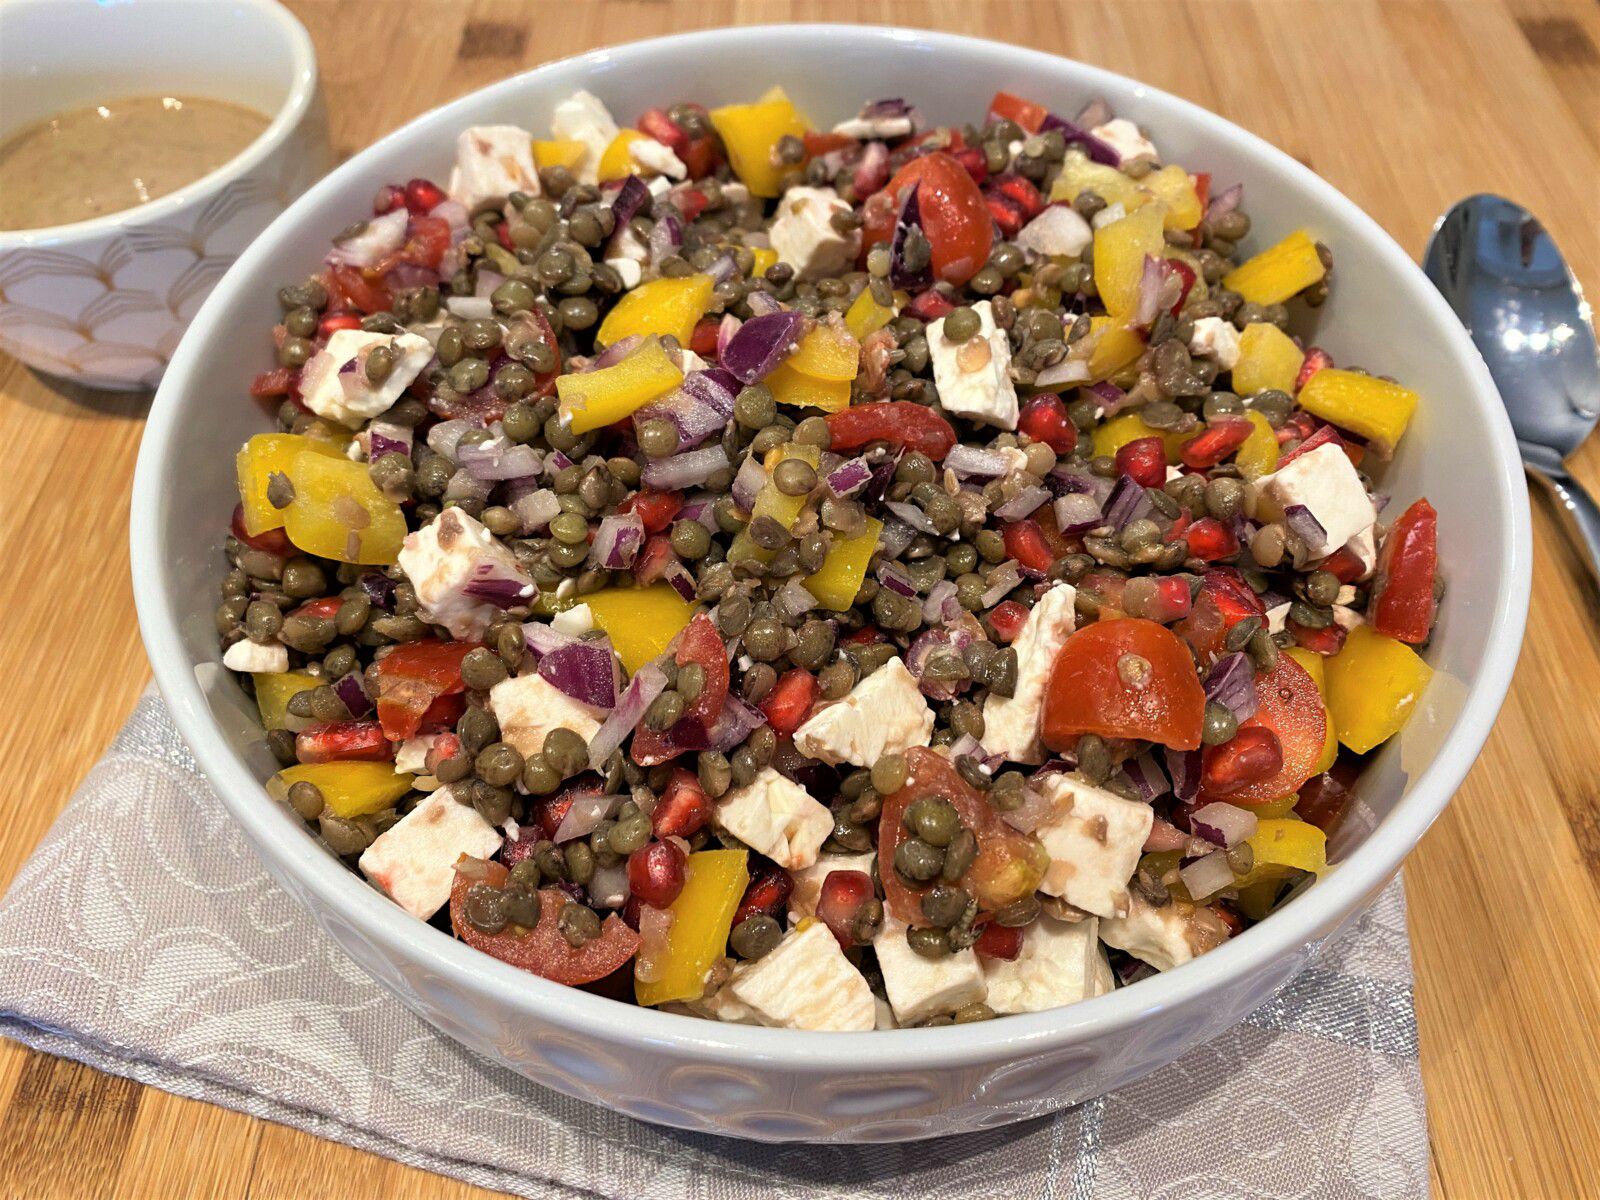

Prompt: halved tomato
xmin=859 ymin=151 xmax=994 ymax=286
xmin=373 ymin=640 xmax=477 ymax=741
xmin=1041 ymin=619 xmax=1206 ymax=751
xmin=1201 ymin=654 xmax=1327 ymax=805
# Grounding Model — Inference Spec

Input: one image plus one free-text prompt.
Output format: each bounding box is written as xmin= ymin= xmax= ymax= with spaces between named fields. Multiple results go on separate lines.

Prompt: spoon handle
xmin=1527 ymin=463 xmax=1600 ymax=591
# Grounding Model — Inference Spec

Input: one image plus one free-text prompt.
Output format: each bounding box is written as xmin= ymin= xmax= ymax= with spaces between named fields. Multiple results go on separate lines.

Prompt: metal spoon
xmin=1424 ymin=194 xmax=1600 ymax=588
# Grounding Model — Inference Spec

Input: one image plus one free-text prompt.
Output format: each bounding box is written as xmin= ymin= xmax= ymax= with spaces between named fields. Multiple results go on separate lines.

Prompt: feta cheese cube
xmin=222 ymin=638 xmax=287 ymax=674
xmin=1336 ymin=584 xmax=1359 ymax=606
xmin=549 ymin=90 xmax=619 ymax=184
xmin=604 ymin=256 xmax=643 ymax=289
xmin=447 ymin=125 xmax=539 ymax=210
xmin=722 ymin=922 xmax=876 ymax=1031
xmin=793 ymin=657 xmax=933 ymax=768
xmin=398 ymin=508 xmax=535 ymax=641
xmin=1098 ymin=895 xmax=1230 ymax=972
xmin=983 ymin=584 xmax=1077 ymax=764
xmin=1257 ymin=443 xmax=1377 ymax=559
xmin=1091 ymin=118 xmax=1158 ymax=163
xmin=1332 ymin=604 xmax=1365 ymax=631
xmin=927 ymin=299 xmax=1018 ymax=429
xmin=787 ymin=851 xmax=876 ymax=922
xmin=629 ymin=136 xmax=686 ymax=179
xmin=393 ymin=733 xmax=440 ymax=775
xmin=358 ymin=788 xmax=502 ymax=920
xmin=875 ymin=919 xmax=986 ymax=1025
xmin=488 ymin=673 xmax=604 ymax=759
xmin=1343 ymin=524 xmax=1377 ymax=580
xmin=1032 ymin=772 xmax=1153 ymax=918
xmin=1015 ymin=205 xmax=1093 ymax=259
xmin=832 ymin=114 xmax=914 ymax=140
xmin=982 ymin=914 xmax=1104 ymax=1014
xmin=1188 ymin=316 xmax=1241 ymax=370
xmin=768 ymin=186 xmax=860 ymax=282
xmin=713 ymin=767 xmax=832 ymax=870
xmin=300 ymin=329 xmax=434 ymax=428
xmin=549 ymin=603 xmax=594 ymax=637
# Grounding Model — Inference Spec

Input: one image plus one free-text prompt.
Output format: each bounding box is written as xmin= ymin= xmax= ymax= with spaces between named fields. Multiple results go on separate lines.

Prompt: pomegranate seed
xmin=987 ymin=599 xmax=1030 ymax=643
xmin=651 ymin=769 xmax=710 ymax=839
xmin=1295 ymin=346 xmax=1333 ymax=392
xmin=1115 ymin=436 xmax=1167 ymax=487
xmin=373 ymin=183 xmax=406 ymax=215
xmin=1290 ymin=619 xmax=1348 ymax=656
xmin=732 ymin=862 xmax=793 ymax=929
xmin=975 ymin=922 xmax=1023 ymax=962
xmin=403 ymin=177 xmax=446 ymax=214
xmin=1184 ymin=517 xmax=1240 ymax=562
xmin=948 ymin=144 xmax=989 ymax=185
xmin=905 ymin=289 xmax=955 ymax=323
xmin=1179 ymin=418 xmax=1252 ymax=470
xmin=815 ymin=869 xmax=875 ymax=947
xmin=1017 ymin=393 xmax=1078 ymax=454
xmin=319 ymin=311 xmax=363 ymax=338
xmin=1149 ymin=577 xmax=1194 ymax=622
xmin=1319 ymin=546 xmax=1367 ymax=584
xmin=1202 ymin=727 xmax=1284 ymax=796
xmin=628 ymin=840 xmax=687 ymax=908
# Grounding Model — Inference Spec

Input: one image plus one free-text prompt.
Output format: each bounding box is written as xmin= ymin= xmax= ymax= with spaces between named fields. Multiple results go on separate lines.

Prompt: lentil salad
xmin=220 ymin=86 xmax=1441 ymax=1030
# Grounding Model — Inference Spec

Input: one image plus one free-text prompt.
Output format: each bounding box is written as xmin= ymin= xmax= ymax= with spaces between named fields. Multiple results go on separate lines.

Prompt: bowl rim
xmin=131 ymin=23 xmax=1531 ymax=1071
xmin=0 ymin=0 xmax=319 ymax=247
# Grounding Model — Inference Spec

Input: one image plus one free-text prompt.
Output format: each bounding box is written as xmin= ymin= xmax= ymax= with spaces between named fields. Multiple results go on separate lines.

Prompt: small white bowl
xmin=131 ymin=26 xmax=1531 ymax=1142
xmin=0 ymin=0 xmax=330 ymax=390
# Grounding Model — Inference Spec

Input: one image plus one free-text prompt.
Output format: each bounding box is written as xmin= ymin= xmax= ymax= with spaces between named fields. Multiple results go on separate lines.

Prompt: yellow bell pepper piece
xmin=1142 ymin=165 xmax=1203 ymax=231
xmin=533 ymin=139 xmax=586 ymax=171
xmin=788 ymin=323 xmax=860 ymax=381
xmin=844 ymin=286 xmax=896 ymax=341
xmin=749 ymin=246 xmax=778 ymax=277
xmin=235 ymin=433 xmax=344 ymax=536
xmin=1049 ymin=150 xmax=1145 ymax=212
xmin=1240 ymin=818 xmax=1328 ymax=883
xmin=1296 ymin=368 xmax=1419 ymax=457
xmin=596 ymin=129 xmax=647 ymax=182
xmin=269 ymin=762 xmax=414 ymax=820
xmin=728 ymin=444 xmax=822 ymax=563
xmin=1223 ymin=229 xmax=1326 ymax=306
xmin=1091 ymin=410 xmax=1190 ymax=462
xmin=1093 ymin=203 xmax=1167 ymax=319
xmin=254 ymin=671 xmax=320 ymax=730
xmin=805 ymin=516 xmax=883 ymax=610
xmin=1285 ymin=646 xmax=1338 ymax=774
xmin=595 ymin=275 xmax=714 ymax=350
xmin=1325 ymin=625 xmax=1433 ymax=754
xmin=767 ymin=363 xmax=851 ymax=413
xmin=709 ymin=88 xmax=811 ymax=198
xmin=635 ymin=849 xmax=750 ymax=1006
xmin=583 ymin=583 xmax=697 ymax=674
xmin=1250 ymin=793 xmax=1301 ymax=820
xmin=1085 ymin=319 xmax=1147 ymax=383
xmin=1233 ymin=322 xmax=1304 ymax=397
xmin=283 ymin=449 xmax=407 ymax=564
xmin=1235 ymin=410 xmax=1280 ymax=480
xmin=556 ymin=337 xmax=684 ymax=434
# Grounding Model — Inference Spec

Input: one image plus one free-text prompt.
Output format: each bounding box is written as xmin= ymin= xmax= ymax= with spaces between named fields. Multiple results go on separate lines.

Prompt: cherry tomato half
xmin=1201 ymin=653 xmax=1327 ymax=805
xmin=372 ymin=640 xmax=476 ymax=741
xmin=1042 ymin=619 xmax=1206 ymax=751
xmin=860 ymin=151 xmax=994 ymax=287
xmin=825 ymin=401 xmax=957 ymax=461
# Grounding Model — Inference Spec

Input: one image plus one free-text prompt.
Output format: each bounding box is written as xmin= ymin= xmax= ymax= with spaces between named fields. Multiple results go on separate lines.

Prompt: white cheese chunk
xmin=722 ymin=922 xmax=876 ymax=1031
xmin=549 ymin=90 xmax=619 ymax=184
xmin=1332 ymin=604 xmax=1366 ymax=631
xmin=549 ymin=602 xmax=594 ymax=637
xmin=604 ymin=256 xmax=643 ymax=289
xmin=713 ymin=767 xmax=832 ymax=870
xmin=832 ymin=114 xmax=914 ymax=140
xmin=983 ymin=584 xmax=1077 ymax=764
xmin=1256 ymin=442 xmax=1377 ymax=559
xmin=982 ymin=914 xmax=1105 ymax=1014
xmin=1099 ymin=895 xmax=1230 ymax=972
xmin=875 ymin=919 xmax=986 ymax=1025
xmin=793 ymin=657 xmax=933 ymax=768
xmin=300 ymin=329 xmax=433 ymax=428
xmin=1342 ymin=524 xmax=1377 ymax=580
xmin=768 ymin=186 xmax=860 ymax=282
xmin=393 ymin=733 xmax=441 ymax=775
xmin=488 ymin=673 xmax=604 ymax=759
xmin=928 ymin=299 xmax=1018 ymax=430
xmin=358 ymin=788 xmax=502 ymax=920
xmin=787 ymin=851 xmax=876 ymax=922
xmin=1015 ymin=204 xmax=1093 ymax=259
xmin=1032 ymin=772 xmax=1153 ymax=918
xmin=447 ymin=125 xmax=539 ymax=210
xmin=1188 ymin=316 xmax=1241 ymax=370
xmin=629 ymin=136 xmax=686 ymax=179
xmin=1091 ymin=118 xmax=1158 ymax=163
xmin=398 ymin=508 xmax=535 ymax=641
xmin=222 ymin=638 xmax=288 ymax=674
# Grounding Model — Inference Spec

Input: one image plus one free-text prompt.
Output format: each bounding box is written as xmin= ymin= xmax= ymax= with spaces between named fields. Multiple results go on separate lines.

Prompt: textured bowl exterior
xmin=131 ymin=26 xmax=1530 ymax=1141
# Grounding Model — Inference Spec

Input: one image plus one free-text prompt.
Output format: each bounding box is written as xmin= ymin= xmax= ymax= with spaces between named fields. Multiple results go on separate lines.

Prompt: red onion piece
xmin=884 ymin=499 xmax=937 ymax=534
xmin=326 ymin=208 xmax=408 ymax=267
xmin=730 ymin=453 xmax=766 ymax=511
xmin=1000 ymin=781 xmax=1061 ymax=833
xmin=522 ymin=621 xmax=578 ymax=658
xmin=332 ymin=672 xmax=372 ymax=718
xmin=587 ymin=863 xmax=630 ymax=910
xmin=1205 ymin=182 xmax=1243 ymax=225
xmin=445 ymin=295 xmax=495 ymax=320
xmin=774 ymin=576 xmax=818 ymax=621
xmin=1190 ymin=801 xmax=1259 ymax=849
xmin=426 ymin=418 xmax=480 ymax=463
xmin=1119 ymin=753 xmax=1170 ymax=803
xmin=994 ymin=484 xmax=1051 ymax=522
xmin=367 ymin=421 xmax=413 ymax=462
xmin=1179 ymin=849 xmax=1236 ymax=900
xmin=1143 ymin=816 xmax=1190 ymax=852
xmin=457 ymin=437 xmax=541 ymax=481
xmin=510 ymin=487 xmax=560 ymax=533
xmin=538 ymin=639 xmax=619 ymax=709
xmin=459 ymin=557 xmax=535 ymax=608
xmin=1054 ymin=491 xmax=1104 ymax=535
xmin=587 ymin=334 xmax=644 ymax=373
xmin=609 ymin=174 xmax=651 ymax=230
xmin=721 ymin=310 xmax=807 ymax=384
xmin=1165 ymin=747 xmax=1201 ymax=803
xmin=980 ymin=559 xmax=1023 ymax=607
xmin=587 ymin=663 xmax=667 ymax=769
xmin=648 ymin=208 xmax=684 ymax=264
xmin=589 ymin=512 xmax=645 ymax=570
xmin=1039 ymin=111 xmax=1120 ymax=165
xmin=662 ymin=558 xmax=698 ymax=602
xmin=554 ymin=790 xmax=621 ymax=844
xmin=877 ymin=562 xmax=918 ymax=597
xmin=922 ymin=579 xmax=959 ymax=623
xmin=944 ymin=445 xmax=1015 ymax=478
xmin=1203 ymin=652 xmax=1260 ymax=723
xmin=825 ymin=456 xmax=873 ymax=497
xmin=641 ymin=443 xmax=729 ymax=491
xmin=1103 ymin=475 xmax=1153 ymax=531
xmin=878 ymin=518 xmax=916 ymax=560
xmin=889 ymin=183 xmax=931 ymax=290
xmin=634 ymin=904 xmax=674 ymax=983
xmin=852 ymin=139 xmax=890 ymax=196
xmin=357 ymin=573 xmax=396 ymax=611
xmin=1033 ymin=357 xmax=1092 ymax=388
xmin=1283 ymin=503 xmax=1327 ymax=550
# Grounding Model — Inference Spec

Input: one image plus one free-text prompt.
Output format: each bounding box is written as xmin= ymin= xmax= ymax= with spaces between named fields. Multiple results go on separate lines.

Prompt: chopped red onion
xmin=1282 ymin=503 xmax=1327 ymax=550
xmin=589 ymin=512 xmax=645 ymax=569
xmin=1103 ymin=474 xmax=1153 ymax=531
xmin=1120 ymin=753 xmax=1170 ymax=803
xmin=745 ymin=289 xmax=781 ymax=317
xmin=1180 ymin=849 xmax=1237 ymax=900
xmin=889 ymin=183 xmax=931 ymax=291
xmin=730 ymin=453 xmax=766 ymax=511
xmin=877 ymin=561 xmax=918 ymax=598
xmin=609 ymin=174 xmax=651 ymax=229
xmin=1143 ymin=816 xmax=1190 ymax=852
xmin=884 ymin=499 xmax=937 ymax=534
xmin=456 ymin=437 xmax=541 ymax=481
xmin=707 ymin=694 xmax=767 ymax=753
xmin=426 ymin=418 xmax=480 ymax=463
xmin=587 ymin=863 xmax=630 ymax=910
xmin=633 ymin=903 xmax=674 ymax=983
xmin=1205 ymin=182 xmax=1243 ymax=224
xmin=721 ymin=310 xmax=807 ymax=383
xmin=326 ymin=208 xmax=408 ymax=267
xmin=1087 ymin=380 xmax=1131 ymax=415
xmin=332 ymin=671 xmax=372 ymax=718
xmin=543 ymin=449 xmax=574 ymax=479
xmin=367 ymin=421 xmax=413 ymax=462
xmin=460 ymin=558 xmax=535 ymax=608
xmin=642 ymin=442 xmax=729 ymax=491
xmin=678 ymin=495 xmax=718 ymax=531
xmin=357 ymin=572 xmax=396 ymax=611
xmin=510 ymin=487 xmax=560 ymax=533
xmin=1054 ymin=491 xmax=1104 ymax=535
xmin=1204 ymin=652 xmax=1260 ymax=722
xmin=922 ymin=579 xmax=959 ymax=623
xmin=648 ymin=208 xmax=683 ymax=263
xmin=825 ymin=456 xmax=874 ymax=497
xmin=522 ymin=621 xmax=578 ymax=658
xmin=715 ymin=313 xmax=741 ymax=360
xmin=905 ymin=620 xmax=981 ymax=701
xmin=445 ymin=295 xmax=495 ymax=320
xmin=1000 ymin=782 xmax=1061 ymax=833
xmin=1038 ymin=111 xmax=1120 ymax=165
xmin=554 ymin=790 xmax=620 ymax=843
xmin=852 ymin=139 xmax=890 ymax=196
xmin=980 ymin=559 xmax=1023 ymax=607
xmin=1033 ymin=357 xmax=1092 ymax=387
xmin=945 ymin=445 xmax=1015 ymax=478
xmin=443 ymin=468 xmax=492 ymax=505
xmin=705 ymin=252 xmax=738 ymax=284
xmin=587 ymin=334 xmax=643 ymax=373
xmin=538 ymin=639 xmax=619 ymax=709
xmin=1191 ymin=801 xmax=1259 ymax=849
xmin=587 ymin=663 xmax=667 ymax=769
xmin=994 ymin=484 xmax=1051 ymax=521
xmin=1164 ymin=747 xmax=1201 ymax=803
xmin=774 ymin=576 xmax=818 ymax=621
xmin=662 ymin=558 xmax=698 ymax=602
xmin=1075 ymin=97 xmax=1113 ymax=129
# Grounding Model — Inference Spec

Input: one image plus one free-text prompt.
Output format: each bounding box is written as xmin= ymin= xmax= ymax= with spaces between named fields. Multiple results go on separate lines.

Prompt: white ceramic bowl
xmin=0 ymin=0 xmax=330 ymax=390
xmin=131 ymin=26 xmax=1531 ymax=1142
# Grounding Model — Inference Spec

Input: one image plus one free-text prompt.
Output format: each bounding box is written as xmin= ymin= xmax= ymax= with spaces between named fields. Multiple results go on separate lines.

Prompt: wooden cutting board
xmin=0 ymin=2 xmax=1596 ymax=1196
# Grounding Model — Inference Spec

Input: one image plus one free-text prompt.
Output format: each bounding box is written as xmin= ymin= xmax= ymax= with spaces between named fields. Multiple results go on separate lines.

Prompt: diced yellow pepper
xmin=269 ymin=762 xmax=414 ymax=820
xmin=595 ymin=275 xmax=714 ymax=350
xmin=1285 ymin=647 xmax=1338 ymax=774
xmin=1049 ymin=150 xmax=1145 ymax=212
xmin=1091 ymin=410 xmax=1190 ymax=461
xmin=766 ymin=363 xmax=851 ymax=413
xmin=236 ymin=433 xmax=344 ymax=536
xmin=1143 ymin=165 xmax=1203 ymax=231
xmin=283 ymin=449 xmax=407 ymax=564
xmin=788 ymin=323 xmax=860 ymax=382
xmin=532 ymin=139 xmax=586 ymax=171
xmin=1093 ymin=203 xmax=1167 ymax=319
xmin=254 ymin=671 xmax=320 ymax=730
xmin=635 ymin=849 xmax=750 ymax=1006
xmin=1223 ymin=229 xmax=1326 ymax=306
xmin=1233 ymin=322 xmax=1304 ymax=397
xmin=1297 ymin=368 xmax=1419 ymax=456
xmin=556 ymin=337 xmax=684 ymax=434
xmin=708 ymin=88 xmax=811 ymax=198
xmin=1239 ymin=818 xmax=1328 ymax=885
xmin=805 ymin=516 xmax=883 ymax=610
xmin=844 ymin=286 xmax=896 ymax=341
xmin=749 ymin=246 xmax=778 ymax=277
xmin=596 ymin=129 xmax=647 ymax=182
xmin=1086 ymin=319 xmax=1147 ymax=383
xmin=729 ymin=444 xmax=822 ymax=563
xmin=583 ymin=584 xmax=697 ymax=674
xmin=1325 ymin=624 xmax=1434 ymax=754
xmin=1250 ymin=793 xmax=1301 ymax=820
xmin=1235 ymin=410 xmax=1280 ymax=480
xmin=300 ymin=419 xmax=355 ymax=450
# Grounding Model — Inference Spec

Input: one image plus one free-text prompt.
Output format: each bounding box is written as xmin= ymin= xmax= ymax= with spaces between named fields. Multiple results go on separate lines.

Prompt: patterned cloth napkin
xmin=0 ymin=690 xmax=1429 ymax=1199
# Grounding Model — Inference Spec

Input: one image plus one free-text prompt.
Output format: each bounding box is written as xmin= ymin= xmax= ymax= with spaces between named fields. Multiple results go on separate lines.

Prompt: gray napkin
xmin=0 ymin=689 xmax=1428 ymax=1199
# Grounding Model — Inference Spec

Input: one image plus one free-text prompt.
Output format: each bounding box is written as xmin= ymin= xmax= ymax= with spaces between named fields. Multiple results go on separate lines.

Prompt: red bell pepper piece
xmin=1368 ymin=498 xmax=1437 ymax=644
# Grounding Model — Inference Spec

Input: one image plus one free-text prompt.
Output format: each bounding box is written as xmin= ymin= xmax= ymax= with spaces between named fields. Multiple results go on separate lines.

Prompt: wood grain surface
xmin=1 ymin=2 xmax=1596 ymax=1196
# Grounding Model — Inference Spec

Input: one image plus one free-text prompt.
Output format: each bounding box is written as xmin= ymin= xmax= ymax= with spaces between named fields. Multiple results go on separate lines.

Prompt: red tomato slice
xmin=825 ymin=401 xmax=957 ymax=461
xmin=450 ymin=861 xmax=639 ymax=985
xmin=1369 ymin=498 xmax=1436 ymax=644
xmin=759 ymin=667 xmax=817 ymax=736
xmin=619 ymin=489 xmax=683 ymax=534
xmin=987 ymin=91 xmax=1050 ymax=134
xmin=860 ymin=152 xmax=993 ymax=286
xmin=295 ymin=719 xmax=393 ymax=764
xmin=373 ymin=640 xmax=476 ymax=741
xmin=325 ymin=264 xmax=391 ymax=315
xmin=1202 ymin=654 xmax=1327 ymax=805
xmin=1041 ymin=619 xmax=1206 ymax=751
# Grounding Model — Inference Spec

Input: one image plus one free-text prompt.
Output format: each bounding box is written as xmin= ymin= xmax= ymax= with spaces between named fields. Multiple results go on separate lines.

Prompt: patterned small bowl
xmin=0 ymin=0 xmax=330 ymax=391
